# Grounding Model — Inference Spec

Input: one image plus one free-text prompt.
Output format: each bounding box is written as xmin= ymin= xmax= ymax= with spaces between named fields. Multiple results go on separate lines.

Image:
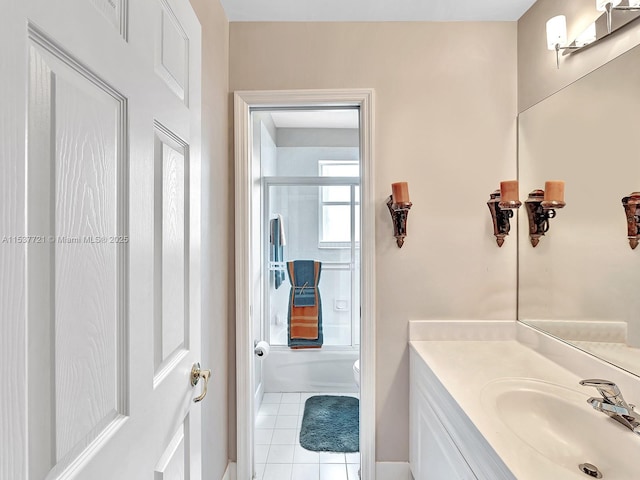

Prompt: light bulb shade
xmin=546 ymin=15 xmax=568 ymax=50
xmin=596 ymin=0 xmax=622 ymax=10
xmin=575 ymin=22 xmax=597 ymax=47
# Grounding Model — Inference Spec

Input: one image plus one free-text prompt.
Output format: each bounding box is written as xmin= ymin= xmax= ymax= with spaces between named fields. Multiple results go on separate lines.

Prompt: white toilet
xmin=353 ymin=359 xmax=360 ymax=388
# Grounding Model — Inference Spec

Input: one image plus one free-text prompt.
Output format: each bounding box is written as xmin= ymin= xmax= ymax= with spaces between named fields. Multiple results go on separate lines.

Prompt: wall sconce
xmin=525 ymin=181 xmax=566 ymax=247
xmin=546 ymin=2 xmax=640 ymax=68
xmin=487 ymin=180 xmax=521 ymax=247
xmin=387 ymin=182 xmax=412 ymax=248
xmin=621 ymin=192 xmax=640 ymax=249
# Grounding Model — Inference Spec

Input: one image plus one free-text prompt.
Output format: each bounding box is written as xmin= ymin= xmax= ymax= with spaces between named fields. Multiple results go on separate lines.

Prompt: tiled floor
xmin=255 ymin=392 xmax=360 ymax=480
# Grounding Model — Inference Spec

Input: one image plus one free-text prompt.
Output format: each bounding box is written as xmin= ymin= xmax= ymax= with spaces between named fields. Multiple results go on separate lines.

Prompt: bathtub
xmin=263 ymin=348 xmax=359 ymax=393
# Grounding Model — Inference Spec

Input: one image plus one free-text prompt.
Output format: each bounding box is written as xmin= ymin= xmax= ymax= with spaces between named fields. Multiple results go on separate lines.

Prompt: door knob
xmin=191 ymin=362 xmax=211 ymax=403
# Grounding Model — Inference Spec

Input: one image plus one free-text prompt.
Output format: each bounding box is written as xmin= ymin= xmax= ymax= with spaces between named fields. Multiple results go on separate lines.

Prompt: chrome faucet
xmin=580 ymin=379 xmax=640 ymax=434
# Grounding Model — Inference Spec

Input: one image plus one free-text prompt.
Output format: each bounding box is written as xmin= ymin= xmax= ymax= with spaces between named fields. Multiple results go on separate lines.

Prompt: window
xmin=319 ymin=161 xmax=360 ymax=247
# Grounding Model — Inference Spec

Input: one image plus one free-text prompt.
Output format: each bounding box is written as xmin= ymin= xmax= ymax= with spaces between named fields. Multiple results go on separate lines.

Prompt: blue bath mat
xmin=299 ymin=395 xmax=359 ymax=452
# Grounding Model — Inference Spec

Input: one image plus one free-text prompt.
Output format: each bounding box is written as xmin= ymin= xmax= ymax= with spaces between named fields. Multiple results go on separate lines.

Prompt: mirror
xmin=518 ymin=43 xmax=640 ymax=376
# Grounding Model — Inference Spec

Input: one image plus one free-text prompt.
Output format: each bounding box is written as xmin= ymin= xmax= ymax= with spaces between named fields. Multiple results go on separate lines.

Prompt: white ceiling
xmin=270 ymin=110 xmax=359 ymax=129
xmin=221 ymin=0 xmax=537 ymax=22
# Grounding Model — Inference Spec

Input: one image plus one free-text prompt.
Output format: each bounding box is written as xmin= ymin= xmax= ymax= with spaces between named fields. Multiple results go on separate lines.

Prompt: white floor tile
xmin=320 ymin=463 xmax=348 ymax=480
xmin=255 ymin=445 xmax=270 ymax=464
xmin=292 ymin=463 xmax=320 ymax=480
xmin=262 ymin=393 xmax=282 ymax=404
xmin=345 ymin=453 xmax=360 ymax=463
xmin=346 ymin=463 xmax=360 ymax=480
xmin=259 ymin=404 xmax=280 ymax=416
xmin=256 ymin=415 xmax=277 ymax=429
xmin=263 ymin=463 xmax=292 ymax=480
xmin=293 ymin=445 xmax=320 ymax=463
xmin=275 ymin=415 xmax=299 ymax=429
xmin=278 ymin=403 xmax=300 ymax=416
xmin=255 ymin=428 xmax=274 ymax=445
xmin=271 ymin=428 xmax=298 ymax=445
xmin=300 ymin=392 xmax=320 ymax=403
xmin=267 ymin=444 xmax=295 ymax=463
xmin=256 ymin=392 xmax=360 ymax=479
xmin=281 ymin=392 xmax=301 ymax=403
xmin=319 ymin=452 xmax=346 ymax=464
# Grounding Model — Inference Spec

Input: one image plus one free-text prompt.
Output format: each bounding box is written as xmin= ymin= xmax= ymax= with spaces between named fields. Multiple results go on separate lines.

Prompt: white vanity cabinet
xmin=409 ymin=346 xmax=516 ymax=480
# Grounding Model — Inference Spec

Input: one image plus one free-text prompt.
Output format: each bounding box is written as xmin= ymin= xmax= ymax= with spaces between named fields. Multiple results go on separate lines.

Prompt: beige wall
xmin=229 ymin=22 xmax=518 ymax=462
xmin=189 ymin=0 xmax=231 ymax=477
xmin=518 ymin=0 xmax=640 ymax=112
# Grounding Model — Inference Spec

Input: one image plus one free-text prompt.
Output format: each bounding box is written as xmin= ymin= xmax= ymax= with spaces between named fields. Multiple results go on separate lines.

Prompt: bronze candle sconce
xmin=487 ymin=181 xmax=521 ymax=247
xmin=621 ymin=192 xmax=640 ymax=249
xmin=525 ymin=182 xmax=566 ymax=247
xmin=388 ymin=182 xmax=412 ymax=248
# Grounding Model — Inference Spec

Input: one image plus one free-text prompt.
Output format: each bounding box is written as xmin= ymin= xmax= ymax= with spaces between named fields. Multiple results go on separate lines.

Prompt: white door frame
xmin=234 ymin=89 xmax=376 ymax=480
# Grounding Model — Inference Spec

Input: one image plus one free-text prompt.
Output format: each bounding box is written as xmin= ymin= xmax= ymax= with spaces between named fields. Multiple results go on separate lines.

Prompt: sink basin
xmin=481 ymin=378 xmax=639 ymax=479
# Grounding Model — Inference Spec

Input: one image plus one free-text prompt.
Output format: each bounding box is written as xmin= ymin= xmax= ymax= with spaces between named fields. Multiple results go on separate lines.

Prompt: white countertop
xmin=409 ymin=321 xmax=640 ymax=480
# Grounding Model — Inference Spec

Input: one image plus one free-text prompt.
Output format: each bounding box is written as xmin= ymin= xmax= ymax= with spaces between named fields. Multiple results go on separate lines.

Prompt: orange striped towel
xmin=288 ymin=261 xmax=321 ymax=340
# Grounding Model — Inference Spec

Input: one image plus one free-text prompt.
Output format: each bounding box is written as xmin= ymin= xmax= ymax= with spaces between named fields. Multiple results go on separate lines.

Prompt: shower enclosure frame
xmin=234 ymin=89 xmax=376 ymax=480
xmin=263 ymin=176 xmax=361 ymax=350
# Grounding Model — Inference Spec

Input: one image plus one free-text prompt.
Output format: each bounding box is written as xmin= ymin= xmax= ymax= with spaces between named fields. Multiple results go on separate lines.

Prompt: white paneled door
xmin=0 ymin=1 xmax=203 ymax=479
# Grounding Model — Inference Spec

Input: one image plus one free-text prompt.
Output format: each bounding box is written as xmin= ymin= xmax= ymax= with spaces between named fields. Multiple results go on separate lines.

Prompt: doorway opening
xmin=234 ymin=90 xmax=375 ymax=480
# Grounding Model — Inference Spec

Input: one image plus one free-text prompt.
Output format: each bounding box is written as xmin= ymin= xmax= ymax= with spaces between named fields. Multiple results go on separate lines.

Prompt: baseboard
xmin=222 ymin=462 xmax=236 ymax=480
xmin=376 ymin=462 xmax=412 ymax=480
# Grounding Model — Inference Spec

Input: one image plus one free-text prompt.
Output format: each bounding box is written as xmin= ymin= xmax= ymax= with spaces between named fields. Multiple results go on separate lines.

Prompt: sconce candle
xmin=391 ymin=182 xmax=410 ymax=204
xmin=499 ymin=180 xmax=519 ymax=203
xmin=543 ymin=180 xmax=565 ymax=204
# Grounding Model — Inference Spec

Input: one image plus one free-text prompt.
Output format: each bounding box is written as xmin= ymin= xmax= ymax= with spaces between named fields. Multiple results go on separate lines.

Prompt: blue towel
xmin=270 ymin=217 xmax=285 ymax=289
xmin=293 ymin=285 xmax=316 ymax=307
xmin=292 ymin=261 xmax=317 ymax=306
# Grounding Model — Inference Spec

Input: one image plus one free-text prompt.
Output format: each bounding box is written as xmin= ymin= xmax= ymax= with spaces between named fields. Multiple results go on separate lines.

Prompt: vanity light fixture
xmin=547 ymin=1 xmax=640 ymax=68
xmin=525 ymin=181 xmax=566 ymax=247
xmin=575 ymin=22 xmax=597 ymax=47
xmin=387 ymin=182 xmax=412 ymax=248
xmin=621 ymin=192 xmax=640 ymax=249
xmin=597 ymin=0 xmax=640 ymax=33
xmin=487 ymin=180 xmax=521 ymax=247
xmin=546 ymin=15 xmax=580 ymax=69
